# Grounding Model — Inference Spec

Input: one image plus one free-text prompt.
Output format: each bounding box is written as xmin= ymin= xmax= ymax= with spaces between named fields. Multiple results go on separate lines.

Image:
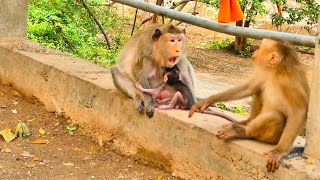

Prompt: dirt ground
xmin=0 ymin=83 xmax=179 ymax=179
xmin=0 ymin=5 xmax=315 ymax=179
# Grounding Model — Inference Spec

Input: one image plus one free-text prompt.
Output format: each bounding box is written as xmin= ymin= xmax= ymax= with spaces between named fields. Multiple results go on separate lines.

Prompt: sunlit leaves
xmin=0 ymin=128 xmax=16 ymax=142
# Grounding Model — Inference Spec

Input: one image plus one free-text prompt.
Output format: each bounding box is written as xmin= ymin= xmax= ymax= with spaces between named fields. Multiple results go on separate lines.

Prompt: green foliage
xmin=271 ymin=0 xmax=319 ymax=35
xmin=208 ymin=38 xmax=233 ymax=49
xmin=216 ymin=103 xmax=226 ymax=109
xmin=208 ymin=38 xmax=253 ymax=57
xmin=28 ymin=0 xmax=129 ymax=67
xmin=231 ymin=105 xmax=248 ymax=115
xmin=235 ymin=47 xmax=253 ymax=58
xmin=216 ymin=103 xmax=249 ymax=115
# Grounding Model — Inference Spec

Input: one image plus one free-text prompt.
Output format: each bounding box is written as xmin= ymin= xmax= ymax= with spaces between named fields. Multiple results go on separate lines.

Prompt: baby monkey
xmin=136 ymin=66 xmax=235 ymax=122
xmin=136 ymin=65 xmax=194 ymax=110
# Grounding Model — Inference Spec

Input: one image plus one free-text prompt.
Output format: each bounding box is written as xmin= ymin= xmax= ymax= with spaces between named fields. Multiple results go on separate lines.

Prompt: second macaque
xmin=189 ymin=38 xmax=310 ymax=172
xmin=136 ymin=65 xmax=194 ymax=110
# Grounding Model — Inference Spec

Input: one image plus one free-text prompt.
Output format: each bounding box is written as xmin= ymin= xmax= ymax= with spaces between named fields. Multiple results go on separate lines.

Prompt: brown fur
xmin=111 ymin=23 xmax=196 ymax=118
xmin=189 ymin=38 xmax=310 ymax=172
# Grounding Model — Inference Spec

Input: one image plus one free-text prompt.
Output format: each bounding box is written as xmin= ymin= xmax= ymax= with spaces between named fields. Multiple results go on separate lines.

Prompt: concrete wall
xmin=0 ymin=40 xmax=319 ymax=179
xmin=0 ymin=0 xmax=28 ymax=39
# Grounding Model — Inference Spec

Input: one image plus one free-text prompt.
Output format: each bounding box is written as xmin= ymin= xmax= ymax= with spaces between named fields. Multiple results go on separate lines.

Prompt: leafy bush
xmin=271 ymin=0 xmax=319 ymax=35
xmin=207 ymin=38 xmax=233 ymax=49
xmin=28 ymin=0 xmax=129 ymax=67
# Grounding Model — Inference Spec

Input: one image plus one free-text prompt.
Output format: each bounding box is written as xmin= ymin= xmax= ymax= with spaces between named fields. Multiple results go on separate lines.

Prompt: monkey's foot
xmin=263 ymin=150 xmax=283 ymax=173
xmin=146 ymin=105 xmax=155 ymax=118
xmin=158 ymin=105 xmax=171 ymax=110
xmin=216 ymin=124 xmax=237 ymax=140
xmin=134 ymin=98 xmax=144 ymax=114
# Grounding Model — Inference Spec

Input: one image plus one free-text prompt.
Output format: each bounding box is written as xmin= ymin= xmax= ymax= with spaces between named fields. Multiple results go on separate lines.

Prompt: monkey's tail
xmin=201 ymin=110 xmax=236 ymax=122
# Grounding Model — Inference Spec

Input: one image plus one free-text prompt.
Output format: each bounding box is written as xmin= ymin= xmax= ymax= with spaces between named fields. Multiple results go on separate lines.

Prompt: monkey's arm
xmin=264 ymin=110 xmax=306 ymax=172
xmin=135 ymin=82 xmax=164 ymax=95
xmin=156 ymin=96 xmax=172 ymax=104
xmin=189 ymin=80 xmax=261 ymax=117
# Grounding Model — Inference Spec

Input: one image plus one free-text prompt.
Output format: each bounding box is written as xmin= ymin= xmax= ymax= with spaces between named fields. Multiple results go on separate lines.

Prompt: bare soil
xmin=0 ymin=84 xmax=176 ymax=179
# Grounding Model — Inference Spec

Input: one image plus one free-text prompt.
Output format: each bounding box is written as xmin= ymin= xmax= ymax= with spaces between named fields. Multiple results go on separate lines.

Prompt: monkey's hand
xmin=263 ymin=149 xmax=284 ymax=173
xmin=135 ymin=82 xmax=143 ymax=91
xmin=14 ymin=122 xmax=31 ymax=138
xmin=188 ymin=100 xmax=211 ymax=118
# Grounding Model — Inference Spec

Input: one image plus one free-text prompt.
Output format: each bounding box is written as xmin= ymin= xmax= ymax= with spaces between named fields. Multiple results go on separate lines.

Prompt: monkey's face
xmin=253 ymin=39 xmax=279 ymax=69
xmin=164 ymin=66 xmax=181 ymax=85
xmin=156 ymin=33 xmax=186 ymax=68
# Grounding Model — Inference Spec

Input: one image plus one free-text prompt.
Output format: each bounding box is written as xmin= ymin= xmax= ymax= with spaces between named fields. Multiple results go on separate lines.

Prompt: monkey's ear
xmin=182 ymin=28 xmax=186 ymax=34
xmin=269 ymin=52 xmax=280 ymax=65
xmin=163 ymin=73 xmax=168 ymax=83
xmin=179 ymin=74 xmax=182 ymax=81
xmin=152 ymin=29 xmax=162 ymax=41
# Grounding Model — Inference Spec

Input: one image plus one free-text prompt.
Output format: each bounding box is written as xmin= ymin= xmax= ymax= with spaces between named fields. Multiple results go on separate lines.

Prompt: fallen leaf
xmin=19 ymin=150 xmax=34 ymax=158
xmin=0 ymin=128 xmax=16 ymax=142
xmin=66 ymin=125 xmax=77 ymax=131
xmin=305 ymin=159 xmax=312 ymax=165
xmin=27 ymin=118 xmax=36 ymax=122
xmin=98 ymin=136 xmax=103 ymax=147
xmin=63 ymin=162 xmax=74 ymax=166
xmin=88 ymin=145 xmax=95 ymax=155
xmin=31 ymin=139 xmax=50 ymax=144
xmin=13 ymin=101 xmax=18 ymax=105
xmin=11 ymin=109 xmax=17 ymax=114
xmin=0 ymin=104 xmax=7 ymax=108
xmin=74 ymin=148 xmax=82 ymax=152
xmin=158 ymin=175 xmax=164 ymax=180
xmin=33 ymin=156 xmax=39 ymax=161
xmin=1 ymin=147 xmax=11 ymax=153
xmin=39 ymin=128 xmax=46 ymax=135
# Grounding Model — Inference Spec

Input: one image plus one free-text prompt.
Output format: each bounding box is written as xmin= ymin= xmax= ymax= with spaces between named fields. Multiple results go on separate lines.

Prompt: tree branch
xmin=131 ymin=9 xmax=138 ymax=36
xmin=80 ymin=0 xmax=111 ymax=49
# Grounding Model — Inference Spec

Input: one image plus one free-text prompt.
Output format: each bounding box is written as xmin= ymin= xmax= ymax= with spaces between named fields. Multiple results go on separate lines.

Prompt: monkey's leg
xmin=217 ymin=111 xmax=285 ymax=141
xmin=159 ymin=91 xmax=184 ymax=110
xmin=111 ymin=67 xmax=144 ymax=113
xmin=245 ymin=111 xmax=285 ymax=144
xmin=217 ymin=123 xmax=247 ymax=140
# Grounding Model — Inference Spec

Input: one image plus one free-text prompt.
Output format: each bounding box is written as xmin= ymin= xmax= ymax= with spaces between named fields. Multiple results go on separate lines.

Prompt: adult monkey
xmin=111 ymin=23 xmax=196 ymax=118
xmin=189 ymin=39 xmax=310 ymax=172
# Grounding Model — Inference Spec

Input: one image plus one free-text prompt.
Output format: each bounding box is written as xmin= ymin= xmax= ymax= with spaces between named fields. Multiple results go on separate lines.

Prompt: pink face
xmin=156 ymin=33 xmax=186 ymax=68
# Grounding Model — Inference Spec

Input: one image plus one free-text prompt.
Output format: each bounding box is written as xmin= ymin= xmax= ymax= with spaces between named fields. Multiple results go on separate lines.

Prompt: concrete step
xmin=0 ymin=40 xmax=319 ymax=179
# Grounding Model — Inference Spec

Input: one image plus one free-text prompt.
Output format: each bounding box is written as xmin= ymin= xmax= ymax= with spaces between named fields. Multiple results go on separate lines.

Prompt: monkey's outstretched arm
xmin=189 ymin=80 xmax=260 ymax=117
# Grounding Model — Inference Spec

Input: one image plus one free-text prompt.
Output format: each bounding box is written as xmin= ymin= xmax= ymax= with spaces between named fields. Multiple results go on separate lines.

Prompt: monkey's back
xmin=173 ymin=81 xmax=195 ymax=109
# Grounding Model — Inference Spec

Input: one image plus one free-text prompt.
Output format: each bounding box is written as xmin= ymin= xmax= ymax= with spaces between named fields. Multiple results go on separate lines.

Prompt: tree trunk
xmin=152 ymin=0 xmax=163 ymax=23
xmin=235 ymin=20 xmax=243 ymax=49
xmin=239 ymin=20 xmax=250 ymax=50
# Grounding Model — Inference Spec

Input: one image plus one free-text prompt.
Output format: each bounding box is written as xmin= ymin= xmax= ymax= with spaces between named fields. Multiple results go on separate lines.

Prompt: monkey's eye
xmin=177 ymin=38 xmax=182 ymax=42
xmin=170 ymin=38 xmax=175 ymax=43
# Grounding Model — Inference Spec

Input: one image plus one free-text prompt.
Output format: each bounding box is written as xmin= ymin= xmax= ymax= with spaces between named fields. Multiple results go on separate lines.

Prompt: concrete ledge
xmin=0 ymin=40 xmax=319 ymax=179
